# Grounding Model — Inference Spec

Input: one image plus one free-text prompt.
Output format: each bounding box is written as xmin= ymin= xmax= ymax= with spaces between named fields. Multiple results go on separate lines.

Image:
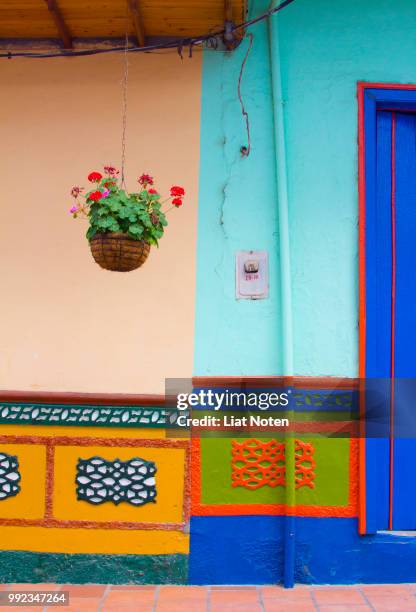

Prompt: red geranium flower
xmin=148 ymin=188 xmax=158 ymax=194
xmin=104 ymin=181 xmax=116 ymax=189
xmin=172 ymin=197 xmax=183 ymax=207
xmin=88 ymin=172 xmax=102 ymax=183
xmin=104 ymin=166 xmax=119 ymax=177
xmin=138 ymin=173 xmax=154 ymax=186
xmin=170 ymin=185 xmax=185 ymax=197
xmin=88 ymin=190 xmax=103 ymax=202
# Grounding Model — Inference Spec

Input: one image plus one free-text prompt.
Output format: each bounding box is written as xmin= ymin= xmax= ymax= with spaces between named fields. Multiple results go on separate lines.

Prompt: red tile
xmin=211 ymin=586 xmax=257 ymax=590
xmin=157 ymin=604 xmax=207 ymax=612
xmin=210 ymin=589 xmax=260 ymax=606
xmin=364 ymin=596 xmax=416 ymax=611
xmin=313 ymin=587 xmax=366 ymax=605
xmin=8 ymin=583 xmax=60 ymax=591
xmin=361 ymin=585 xmax=414 ymax=597
xmin=156 ymin=587 xmax=207 ymax=611
xmin=103 ymin=589 xmax=155 ymax=607
xmin=159 ymin=586 xmax=207 ymax=595
xmin=102 ymin=607 xmax=152 ymax=612
xmin=319 ymin=607 xmax=371 ymax=612
xmin=111 ymin=585 xmax=156 ymax=591
xmin=48 ymin=599 xmax=101 ymax=611
xmin=211 ymin=607 xmax=262 ymax=612
xmin=263 ymin=602 xmax=316 ymax=612
xmin=261 ymin=586 xmax=313 ymax=600
xmin=59 ymin=585 xmax=106 ymax=598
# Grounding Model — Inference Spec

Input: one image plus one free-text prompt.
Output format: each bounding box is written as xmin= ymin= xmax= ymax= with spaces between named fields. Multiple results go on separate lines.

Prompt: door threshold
xmin=378 ymin=530 xmax=416 ymax=537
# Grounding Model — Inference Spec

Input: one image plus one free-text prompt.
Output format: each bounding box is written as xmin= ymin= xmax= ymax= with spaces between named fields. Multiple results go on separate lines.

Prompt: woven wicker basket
xmin=90 ymin=232 xmax=150 ymax=272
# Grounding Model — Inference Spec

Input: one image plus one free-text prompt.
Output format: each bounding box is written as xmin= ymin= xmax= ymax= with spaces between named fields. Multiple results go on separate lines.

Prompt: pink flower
xmin=104 ymin=166 xmax=119 ymax=177
xmin=69 ymin=205 xmax=78 ymax=214
xmin=102 ymin=189 xmax=110 ymax=198
xmin=71 ymin=186 xmax=84 ymax=198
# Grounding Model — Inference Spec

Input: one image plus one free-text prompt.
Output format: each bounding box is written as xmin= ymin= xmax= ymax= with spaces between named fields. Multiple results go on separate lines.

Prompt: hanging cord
xmin=238 ymin=33 xmax=253 ymax=157
xmin=120 ymin=30 xmax=129 ymax=189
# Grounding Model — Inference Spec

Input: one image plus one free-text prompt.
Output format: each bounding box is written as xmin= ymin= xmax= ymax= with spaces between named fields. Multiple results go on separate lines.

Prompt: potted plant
xmin=69 ymin=167 xmax=185 ymax=272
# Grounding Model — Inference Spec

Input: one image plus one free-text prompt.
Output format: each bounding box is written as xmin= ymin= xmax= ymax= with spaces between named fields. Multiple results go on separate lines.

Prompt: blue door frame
xmin=359 ymin=84 xmax=416 ymax=534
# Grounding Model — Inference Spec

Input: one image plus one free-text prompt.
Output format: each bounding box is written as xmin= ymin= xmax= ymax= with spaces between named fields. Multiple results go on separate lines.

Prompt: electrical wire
xmin=0 ymin=0 xmax=296 ymax=59
xmin=238 ymin=33 xmax=253 ymax=156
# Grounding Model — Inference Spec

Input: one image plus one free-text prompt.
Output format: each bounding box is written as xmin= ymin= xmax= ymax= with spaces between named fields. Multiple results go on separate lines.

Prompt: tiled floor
xmin=0 ymin=583 xmax=415 ymax=611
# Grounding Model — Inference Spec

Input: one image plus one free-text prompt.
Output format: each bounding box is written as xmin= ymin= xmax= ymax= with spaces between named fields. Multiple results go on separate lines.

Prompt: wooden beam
xmin=224 ymin=0 xmax=233 ymax=22
xmin=128 ymin=0 xmax=146 ymax=47
xmin=44 ymin=0 xmax=72 ymax=49
xmin=224 ymin=0 xmax=240 ymax=50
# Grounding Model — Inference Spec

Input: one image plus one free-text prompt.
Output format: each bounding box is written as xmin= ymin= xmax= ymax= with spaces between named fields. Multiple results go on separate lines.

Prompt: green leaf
xmin=86 ymin=226 xmax=97 ymax=241
xmin=128 ymin=223 xmax=144 ymax=236
xmin=109 ymin=201 xmax=121 ymax=213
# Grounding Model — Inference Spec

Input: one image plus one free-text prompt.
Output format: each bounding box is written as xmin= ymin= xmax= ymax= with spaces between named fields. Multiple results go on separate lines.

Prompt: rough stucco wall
xmin=0 ymin=52 xmax=201 ymax=393
xmin=278 ymin=0 xmax=416 ymax=377
xmin=194 ymin=2 xmax=282 ymax=377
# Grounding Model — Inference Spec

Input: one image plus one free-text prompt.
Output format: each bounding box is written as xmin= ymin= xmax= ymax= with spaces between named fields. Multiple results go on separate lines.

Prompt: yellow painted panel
xmin=0 ymin=424 xmax=167 ymax=439
xmin=0 ymin=444 xmax=46 ymax=519
xmin=53 ymin=446 xmax=185 ymax=523
xmin=0 ymin=526 xmax=188 ymax=555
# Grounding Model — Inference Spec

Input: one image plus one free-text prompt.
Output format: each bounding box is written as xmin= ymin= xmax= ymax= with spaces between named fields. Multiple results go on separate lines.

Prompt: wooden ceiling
xmin=0 ymin=1 xmax=247 ymax=48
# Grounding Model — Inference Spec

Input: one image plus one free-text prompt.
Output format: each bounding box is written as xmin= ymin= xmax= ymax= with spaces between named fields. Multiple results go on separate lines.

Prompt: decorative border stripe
xmin=0 ymin=403 xmax=178 ymax=428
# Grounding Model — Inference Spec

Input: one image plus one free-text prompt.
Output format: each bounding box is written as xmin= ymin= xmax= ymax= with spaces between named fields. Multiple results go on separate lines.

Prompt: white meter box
xmin=235 ymin=251 xmax=269 ymax=299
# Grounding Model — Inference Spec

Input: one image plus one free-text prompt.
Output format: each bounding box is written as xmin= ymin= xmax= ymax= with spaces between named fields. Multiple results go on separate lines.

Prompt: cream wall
xmin=0 ymin=51 xmax=201 ymax=393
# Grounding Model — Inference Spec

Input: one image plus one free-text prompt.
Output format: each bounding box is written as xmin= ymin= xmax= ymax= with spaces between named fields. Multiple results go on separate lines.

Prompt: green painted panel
xmin=200 ymin=437 xmax=350 ymax=507
xmin=0 ymin=551 xmax=188 ymax=584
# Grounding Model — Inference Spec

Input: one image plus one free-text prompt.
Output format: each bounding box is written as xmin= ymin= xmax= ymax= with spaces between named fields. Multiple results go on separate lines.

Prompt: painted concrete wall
xmin=0 ymin=52 xmax=201 ymax=393
xmin=189 ymin=0 xmax=416 ymax=586
xmin=194 ymin=0 xmax=283 ymax=377
xmin=195 ymin=0 xmax=416 ymax=379
xmin=278 ymin=0 xmax=416 ymax=377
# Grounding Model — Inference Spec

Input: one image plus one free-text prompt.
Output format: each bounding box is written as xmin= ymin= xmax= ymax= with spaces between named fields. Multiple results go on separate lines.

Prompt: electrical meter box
xmin=235 ymin=250 xmax=269 ymax=299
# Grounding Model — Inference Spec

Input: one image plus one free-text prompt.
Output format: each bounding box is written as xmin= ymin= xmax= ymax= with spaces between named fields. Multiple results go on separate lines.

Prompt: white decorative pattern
xmin=76 ymin=456 xmax=157 ymax=506
xmin=0 ymin=453 xmax=20 ymax=499
xmin=0 ymin=404 xmax=179 ymax=427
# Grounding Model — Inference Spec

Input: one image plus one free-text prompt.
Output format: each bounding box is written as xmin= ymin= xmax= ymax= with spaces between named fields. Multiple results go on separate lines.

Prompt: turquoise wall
xmin=278 ymin=0 xmax=416 ymax=377
xmin=195 ymin=0 xmax=416 ymax=378
xmin=194 ymin=1 xmax=283 ymax=376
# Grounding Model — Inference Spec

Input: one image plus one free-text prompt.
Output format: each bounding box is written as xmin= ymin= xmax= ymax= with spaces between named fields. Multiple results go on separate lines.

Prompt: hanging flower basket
xmin=69 ymin=167 xmax=185 ymax=272
xmin=90 ymin=232 xmax=150 ymax=272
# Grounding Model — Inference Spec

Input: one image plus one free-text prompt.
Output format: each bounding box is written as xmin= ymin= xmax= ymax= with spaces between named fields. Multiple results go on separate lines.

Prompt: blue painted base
xmin=189 ymin=516 xmax=416 ymax=585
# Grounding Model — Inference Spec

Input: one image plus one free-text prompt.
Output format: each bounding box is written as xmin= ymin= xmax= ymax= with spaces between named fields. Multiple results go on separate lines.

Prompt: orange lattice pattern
xmin=231 ymin=440 xmax=286 ymax=490
xmin=231 ymin=439 xmax=316 ymax=490
xmin=295 ymin=440 xmax=316 ymax=489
